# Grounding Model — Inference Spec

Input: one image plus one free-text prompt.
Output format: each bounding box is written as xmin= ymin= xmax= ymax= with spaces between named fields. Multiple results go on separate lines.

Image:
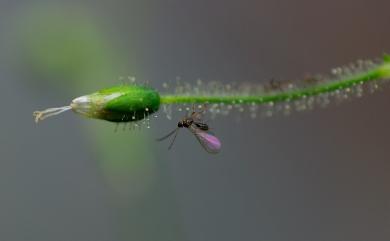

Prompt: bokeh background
xmin=1 ymin=0 xmax=390 ymax=240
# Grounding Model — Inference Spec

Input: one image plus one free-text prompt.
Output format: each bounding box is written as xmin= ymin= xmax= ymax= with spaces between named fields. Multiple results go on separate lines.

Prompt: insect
xmin=157 ymin=105 xmax=221 ymax=154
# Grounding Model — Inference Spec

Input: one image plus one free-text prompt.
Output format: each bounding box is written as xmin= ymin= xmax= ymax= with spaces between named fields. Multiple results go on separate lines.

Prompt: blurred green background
xmin=1 ymin=1 xmax=390 ymax=241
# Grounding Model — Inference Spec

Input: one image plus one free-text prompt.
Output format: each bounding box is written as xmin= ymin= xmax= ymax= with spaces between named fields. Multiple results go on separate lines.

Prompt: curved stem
xmin=160 ymin=60 xmax=390 ymax=105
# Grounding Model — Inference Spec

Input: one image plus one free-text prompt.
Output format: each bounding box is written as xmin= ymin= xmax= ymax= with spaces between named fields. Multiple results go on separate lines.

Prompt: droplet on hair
xmin=128 ymin=76 xmax=136 ymax=84
xmin=162 ymin=105 xmax=172 ymax=120
xmin=283 ymin=104 xmax=291 ymax=115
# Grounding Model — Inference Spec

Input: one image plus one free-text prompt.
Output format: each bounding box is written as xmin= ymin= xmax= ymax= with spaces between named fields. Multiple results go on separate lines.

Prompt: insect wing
xmin=189 ymin=126 xmax=221 ymax=154
xmin=190 ymin=105 xmax=207 ymax=122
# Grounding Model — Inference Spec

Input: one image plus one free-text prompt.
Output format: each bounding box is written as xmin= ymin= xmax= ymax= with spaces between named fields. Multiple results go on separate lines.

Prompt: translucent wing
xmin=190 ymin=104 xmax=208 ymax=122
xmin=190 ymin=111 xmax=203 ymax=122
xmin=189 ymin=126 xmax=221 ymax=154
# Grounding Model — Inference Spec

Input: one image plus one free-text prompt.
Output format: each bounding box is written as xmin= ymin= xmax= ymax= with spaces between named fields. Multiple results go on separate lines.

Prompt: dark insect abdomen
xmin=194 ymin=122 xmax=209 ymax=131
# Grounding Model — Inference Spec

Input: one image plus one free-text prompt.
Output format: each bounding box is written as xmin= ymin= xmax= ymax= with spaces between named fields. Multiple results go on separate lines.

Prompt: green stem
xmin=160 ymin=59 xmax=390 ymax=105
xmin=34 ymin=55 xmax=390 ymax=123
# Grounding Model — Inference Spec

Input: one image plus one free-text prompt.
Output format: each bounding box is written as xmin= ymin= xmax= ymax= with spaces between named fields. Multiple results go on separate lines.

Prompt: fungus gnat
xmin=157 ymin=106 xmax=221 ymax=154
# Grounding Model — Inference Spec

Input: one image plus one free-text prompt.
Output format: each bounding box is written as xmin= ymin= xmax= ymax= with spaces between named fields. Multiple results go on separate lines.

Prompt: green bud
xmin=34 ymin=85 xmax=160 ymax=123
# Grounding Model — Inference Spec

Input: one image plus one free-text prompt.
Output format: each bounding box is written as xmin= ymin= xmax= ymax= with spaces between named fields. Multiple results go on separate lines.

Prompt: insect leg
xmin=156 ymin=128 xmax=179 ymax=142
xmin=168 ymin=129 xmax=179 ymax=150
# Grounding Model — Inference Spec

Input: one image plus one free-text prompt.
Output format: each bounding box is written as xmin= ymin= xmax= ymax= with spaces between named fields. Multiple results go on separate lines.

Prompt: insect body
xmin=157 ymin=107 xmax=221 ymax=154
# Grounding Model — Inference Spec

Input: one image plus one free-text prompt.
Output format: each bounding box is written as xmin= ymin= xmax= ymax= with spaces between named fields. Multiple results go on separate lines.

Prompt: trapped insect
xmin=157 ymin=106 xmax=221 ymax=154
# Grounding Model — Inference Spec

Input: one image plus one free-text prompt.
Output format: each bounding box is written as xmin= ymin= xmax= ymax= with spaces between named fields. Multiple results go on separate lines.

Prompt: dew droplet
xmin=128 ymin=76 xmax=136 ymax=83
